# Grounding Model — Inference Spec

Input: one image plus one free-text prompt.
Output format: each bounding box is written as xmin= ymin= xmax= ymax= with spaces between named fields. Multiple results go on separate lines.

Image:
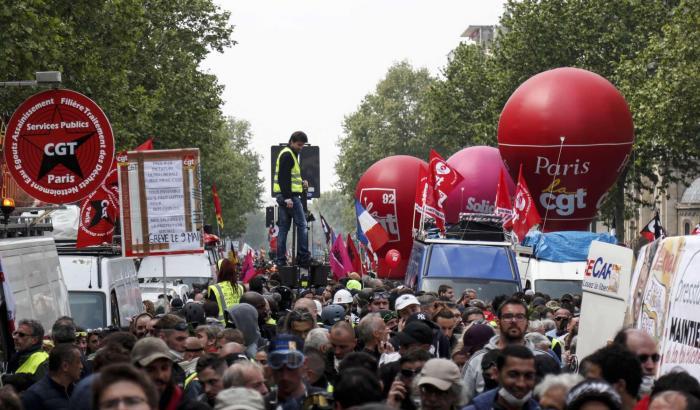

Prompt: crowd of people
xmin=0 ymin=265 xmax=698 ymax=410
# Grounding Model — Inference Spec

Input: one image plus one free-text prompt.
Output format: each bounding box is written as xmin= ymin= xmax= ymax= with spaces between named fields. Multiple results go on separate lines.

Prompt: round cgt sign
xmin=4 ymin=89 xmax=115 ymax=204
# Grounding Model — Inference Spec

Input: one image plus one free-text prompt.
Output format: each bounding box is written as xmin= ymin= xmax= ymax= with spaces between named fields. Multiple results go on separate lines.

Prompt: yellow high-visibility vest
xmin=16 ymin=351 xmax=49 ymax=374
xmin=184 ymin=372 xmax=198 ymax=389
xmin=273 ymin=147 xmax=303 ymax=194
xmin=208 ymin=281 xmax=243 ymax=321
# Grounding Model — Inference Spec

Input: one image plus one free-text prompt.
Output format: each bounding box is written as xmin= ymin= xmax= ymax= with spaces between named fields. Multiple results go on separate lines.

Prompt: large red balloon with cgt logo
xmin=355 ymin=155 xmax=427 ymax=279
xmin=443 ymin=146 xmax=516 ymax=224
xmin=498 ymin=67 xmax=634 ymax=231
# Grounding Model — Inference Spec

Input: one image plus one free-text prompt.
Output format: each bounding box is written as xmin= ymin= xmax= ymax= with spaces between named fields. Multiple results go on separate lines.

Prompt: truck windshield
xmin=534 ymin=280 xmax=583 ymax=298
xmin=427 ymin=244 xmax=516 ymax=281
xmin=421 ymin=278 xmax=519 ymax=304
xmin=69 ymin=291 xmax=106 ymax=330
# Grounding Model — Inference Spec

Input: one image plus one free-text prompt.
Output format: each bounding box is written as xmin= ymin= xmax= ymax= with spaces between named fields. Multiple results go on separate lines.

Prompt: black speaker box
xmin=309 ymin=264 xmax=330 ymax=287
xmin=279 ymin=266 xmax=299 ymax=288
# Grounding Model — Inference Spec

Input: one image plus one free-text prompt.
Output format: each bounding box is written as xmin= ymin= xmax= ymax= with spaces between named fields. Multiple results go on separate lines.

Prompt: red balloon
xmin=498 ymin=67 xmax=634 ymax=231
xmin=356 ymin=155 xmax=427 ymax=279
xmin=384 ymin=249 xmax=401 ymax=268
xmin=443 ymin=146 xmax=516 ymax=224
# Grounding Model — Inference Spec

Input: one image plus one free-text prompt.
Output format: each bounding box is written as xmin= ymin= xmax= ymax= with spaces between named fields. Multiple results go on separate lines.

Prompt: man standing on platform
xmin=273 ymin=131 xmax=311 ymax=268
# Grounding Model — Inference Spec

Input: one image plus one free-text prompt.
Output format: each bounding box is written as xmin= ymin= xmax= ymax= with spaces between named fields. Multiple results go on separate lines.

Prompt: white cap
xmin=395 ymin=294 xmax=420 ymax=311
xmin=333 ymin=289 xmax=353 ymax=304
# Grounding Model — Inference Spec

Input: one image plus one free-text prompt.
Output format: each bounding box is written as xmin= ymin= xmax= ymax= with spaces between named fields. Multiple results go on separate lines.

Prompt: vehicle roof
xmin=416 ymin=238 xmax=512 ymax=247
xmin=520 ymin=258 xmax=586 ymax=281
xmin=138 ymin=253 xmax=213 ymax=278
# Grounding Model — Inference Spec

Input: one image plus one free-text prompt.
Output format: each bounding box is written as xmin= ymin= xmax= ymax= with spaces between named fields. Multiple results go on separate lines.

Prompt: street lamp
xmin=1 ymin=197 xmax=15 ymax=225
xmin=0 ymin=71 xmax=61 ymax=88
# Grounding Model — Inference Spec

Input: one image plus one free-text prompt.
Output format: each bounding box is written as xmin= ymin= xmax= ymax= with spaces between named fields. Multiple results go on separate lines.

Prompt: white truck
xmin=58 ymin=244 xmax=144 ymax=330
xmin=138 ymin=252 xmax=216 ymax=304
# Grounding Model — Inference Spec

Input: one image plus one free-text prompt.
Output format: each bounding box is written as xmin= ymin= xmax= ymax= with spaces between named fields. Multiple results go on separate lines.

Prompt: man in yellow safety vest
xmin=273 ymin=131 xmax=311 ymax=268
xmin=1 ymin=319 xmax=50 ymax=392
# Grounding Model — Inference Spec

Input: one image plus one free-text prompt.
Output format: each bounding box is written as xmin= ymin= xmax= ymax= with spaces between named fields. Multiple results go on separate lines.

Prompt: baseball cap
xmin=268 ymin=334 xmax=305 ymax=370
xmin=396 ymin=321 xmax=433 ymax=346
xmin=395 ymin=294 xmax=420 ymax=311
xmin=406 ymin=312 xmax=438 ymax=329
xmin=215 ymin=387 xmax=265 ymax=410
xmin=333 ymin=289 xmax=353 ymax=304
xmin=346 ymin=279 xmax=362 ymax=291
xmin=131 ymin=337 xmax=178 ymax=367
xmin=417 ymin=359 xmax=461 ymax=391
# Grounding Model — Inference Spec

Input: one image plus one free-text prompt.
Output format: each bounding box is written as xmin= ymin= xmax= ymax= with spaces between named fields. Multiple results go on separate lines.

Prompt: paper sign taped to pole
xmin=118 ymin=149 xmax=204 ymax=257
xmin=577 ymin=241 xmax=633 ymax=361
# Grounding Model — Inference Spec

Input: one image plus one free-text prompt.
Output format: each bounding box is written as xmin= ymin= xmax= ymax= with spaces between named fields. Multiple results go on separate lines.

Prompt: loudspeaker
xmin=309 ymin=264 xmax=330 ymax=287
xmin=279 ymin=266 xmax=299 ymax=288
xmin=265 ymin=206 xmax=276 ymax=228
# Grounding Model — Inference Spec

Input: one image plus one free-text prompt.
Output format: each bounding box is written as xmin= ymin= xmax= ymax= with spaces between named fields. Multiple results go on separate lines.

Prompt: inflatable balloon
xmin=498 ymin=67 xmax=634 ymax=231
xmin=385 ymin=249 xmax=401 ymax=268
xmin=356 ymin=155 xmax=427 ymax=279
xmin=443 ymin=146 xmax=516 ymax=224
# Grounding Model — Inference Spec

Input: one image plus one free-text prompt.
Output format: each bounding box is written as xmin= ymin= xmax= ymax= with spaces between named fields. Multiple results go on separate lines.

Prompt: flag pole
xmin=540 ymin=136 xmax=566 ymax=233
xmin=523 ymin=136 xmax=565 ymax=283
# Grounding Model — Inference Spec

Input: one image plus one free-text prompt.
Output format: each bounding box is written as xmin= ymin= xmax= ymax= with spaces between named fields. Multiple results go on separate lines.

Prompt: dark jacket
xmin=3 ymin=344 xmax=49 ymax=392
xmin=323 ymin=348 xmax=339 ymax=386
xmin=21 ymin=374 xmax=74 ymax=410
xmin=461 ymin=388 xmax=540 ymax=410
xmin=68 ymin=373 xmax=96 ymax=410
xmin=277 ymin=149 xmax=298 ymax=199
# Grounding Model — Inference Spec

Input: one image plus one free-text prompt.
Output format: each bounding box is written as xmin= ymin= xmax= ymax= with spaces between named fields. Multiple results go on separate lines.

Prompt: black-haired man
xmin=462 ymin=297 xmax=553 ymax=402
xmin=274 ymin=131 xmax=311 ymax=268
xmin=21 ymin=343 xmax=82 ymax=410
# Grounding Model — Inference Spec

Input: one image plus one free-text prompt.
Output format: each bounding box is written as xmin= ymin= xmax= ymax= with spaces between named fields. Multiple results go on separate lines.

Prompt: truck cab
xmin=405 ymin=214 xmax=521 ymax=302
xmin=58 ymin=243 xmax=144 ymax=330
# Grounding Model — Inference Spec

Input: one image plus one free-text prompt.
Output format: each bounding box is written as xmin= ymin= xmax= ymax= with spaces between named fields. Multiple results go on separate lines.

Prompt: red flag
xmin=346 ymin=234 xmax=363 ymax=275
xmin=640 ymin=212 xmax=664 ymax=242
xmin=495 ymin=168 xmax=514 ymax=228
xmin=426 ymin=150 xmax=464 ymax=232
xmin=212 ymin=184 xmax=224 ymax=229
xmin=77 ymin=139 xmax=152 ymax=248
xmin=511 ymin=164 xmax=542 ymax=241
xmin=242 ymin=250 xmax=256 ymax=283
xmin=329 ymin=234 xmax=353 ymax=280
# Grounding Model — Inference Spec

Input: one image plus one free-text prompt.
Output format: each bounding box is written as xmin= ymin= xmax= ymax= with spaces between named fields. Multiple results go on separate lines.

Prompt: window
xmin=68 ymin=292 xmax=106 ymax=329
xmin=685 ymin=222 xmax=691 ymax=235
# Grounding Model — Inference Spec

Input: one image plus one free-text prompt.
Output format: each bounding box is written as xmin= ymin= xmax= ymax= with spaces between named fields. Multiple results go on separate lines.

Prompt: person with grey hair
xmin=534 ymin=373 xmax=583 ymax=410
xmin=51 ymin=321 xmax=76 ymax=344
xmin=223 ymin=360 xmax=269 ymax=396
xmin=527 ymin=320 xmax=545 ymax=334
xmin=357 ymin=313 xmax=389 ymax=360
xmin=542 ymin=318 xmax=556 ymax=333
xmin=417 ymin=294 xmax=438 ymax=318
xmin=415 ymin=358 xmax=466 ymax=410
xmin=525 ymin=332 xmax=551 ymax=351
xmin=304 ymin=328 xmax=329 ymax=352
xmin=2 ymin=319 xmax=48 ymax=392
xmin=215 ymin=387 xmax=265 ymax=410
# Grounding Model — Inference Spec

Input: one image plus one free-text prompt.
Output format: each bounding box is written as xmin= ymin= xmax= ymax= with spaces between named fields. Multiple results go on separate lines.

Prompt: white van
xmin=138 ymin=253 xmax=216 ymax=303
xmin=59 ymin=250 xmax=143 ymax=330
xmin=515 ymin=245 xmax=585 ymax=297
xmin=1 ymin=237 xmax=71 ymax=332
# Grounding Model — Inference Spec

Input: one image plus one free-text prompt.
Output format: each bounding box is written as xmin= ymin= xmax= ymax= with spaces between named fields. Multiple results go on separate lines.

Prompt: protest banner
xmin=118 ymin=149 xmax=204 ymax=257
xmin=577 ymin=241 xmax=633 ymax=360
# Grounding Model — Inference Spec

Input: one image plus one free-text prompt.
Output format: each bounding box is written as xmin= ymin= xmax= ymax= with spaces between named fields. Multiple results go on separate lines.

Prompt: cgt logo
xmin=585 ymin=257 xmax=620 ymax=280
xmin=539 ymin=179 xmax=587 ymax=216
xmin=183 ymin=155 xmax=196 ymax=168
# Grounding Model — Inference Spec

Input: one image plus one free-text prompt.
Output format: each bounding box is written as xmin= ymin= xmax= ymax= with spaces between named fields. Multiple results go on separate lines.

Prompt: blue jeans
xmin=276 ymin=195 xmax=310 ymax=266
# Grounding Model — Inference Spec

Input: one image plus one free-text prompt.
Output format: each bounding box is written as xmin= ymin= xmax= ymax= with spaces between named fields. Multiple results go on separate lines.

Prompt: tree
xmin=335 ymin=61 xmax=436 ymax=196
xmin=0 ymin=1 xmax=264 ymax=237
xmin=424 ymin=43 xmax=501 ymax=153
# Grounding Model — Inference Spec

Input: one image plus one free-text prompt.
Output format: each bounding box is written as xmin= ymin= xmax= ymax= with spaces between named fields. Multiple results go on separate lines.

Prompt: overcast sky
xmin=202 ymin=0 xmax=505 ymax=204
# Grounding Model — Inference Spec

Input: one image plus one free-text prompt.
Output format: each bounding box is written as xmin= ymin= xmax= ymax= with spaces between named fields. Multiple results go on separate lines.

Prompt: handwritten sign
xmin=119 ymin=149 xmax=203 ymax=257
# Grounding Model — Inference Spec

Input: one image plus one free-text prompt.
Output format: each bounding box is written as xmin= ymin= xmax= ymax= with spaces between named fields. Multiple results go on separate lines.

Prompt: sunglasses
xmin=268 ymin=351 xmax=305 ymax=370
xmin=554 ymin=316 xmax=569 ymax=321
xmin=371 ymin=292 xmax=390 ymax=301
xmin=400 ymin=367 xmax=422 ymax=378
xmin=638 ymin=353 xmax=660 ymax=363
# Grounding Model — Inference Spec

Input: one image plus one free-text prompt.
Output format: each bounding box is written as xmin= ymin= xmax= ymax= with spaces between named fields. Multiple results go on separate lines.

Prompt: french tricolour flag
xmin=355 ymin=200 xmax=390 ymax=252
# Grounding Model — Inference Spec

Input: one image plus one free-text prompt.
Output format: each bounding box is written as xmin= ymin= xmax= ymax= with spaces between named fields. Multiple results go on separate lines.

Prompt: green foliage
xmin=336 ymin=61 xmax=436 ymax=197
xmin=0 ymin=0 xmax=261 ymax=237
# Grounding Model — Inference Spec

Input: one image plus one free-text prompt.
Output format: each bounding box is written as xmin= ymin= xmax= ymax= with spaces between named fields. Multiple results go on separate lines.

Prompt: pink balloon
xmin=356 ymin=155 xmax=427 ymax=279
xmin=443 ymin=146 xmax=516 ymax=224
xmin=385 ymin=249 xmax=401 ymax=268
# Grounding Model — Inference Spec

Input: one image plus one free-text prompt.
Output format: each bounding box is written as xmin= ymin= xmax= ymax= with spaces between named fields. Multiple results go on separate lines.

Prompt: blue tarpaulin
xmin=522 ymin=231 xmax=617 ymax=262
